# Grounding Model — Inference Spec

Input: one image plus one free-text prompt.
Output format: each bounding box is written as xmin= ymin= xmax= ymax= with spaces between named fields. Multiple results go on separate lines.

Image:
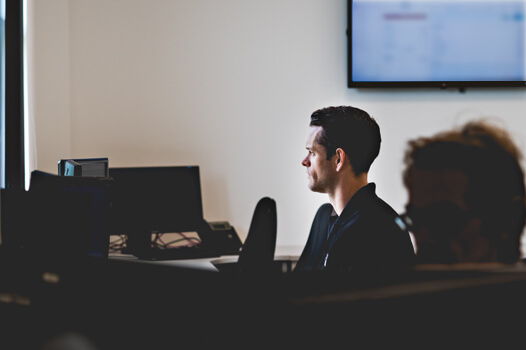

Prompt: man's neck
xmin=328 ymin=173 xmax=368 ymax=216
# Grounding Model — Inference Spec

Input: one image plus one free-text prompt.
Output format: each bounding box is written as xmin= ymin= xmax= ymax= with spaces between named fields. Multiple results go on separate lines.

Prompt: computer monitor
xmin=28 ymin=170 xmax=113 ymax=260
xmin=108 ymin=166 xmax=206 ymax=240
xmin=58 ymin=158 xmax=109 ymax=177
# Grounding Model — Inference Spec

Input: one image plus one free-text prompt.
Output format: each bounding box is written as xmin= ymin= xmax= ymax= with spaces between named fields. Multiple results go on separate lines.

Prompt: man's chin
xmin=308 ymin=184 xmax=325 ymax=193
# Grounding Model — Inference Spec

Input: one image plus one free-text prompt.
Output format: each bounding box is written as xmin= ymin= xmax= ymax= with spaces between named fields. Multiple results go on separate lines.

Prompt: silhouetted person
xmin=403 ymin=120 xmax=526 ymax=265
xmin=295 ymin=106 xmax=415 ymax=271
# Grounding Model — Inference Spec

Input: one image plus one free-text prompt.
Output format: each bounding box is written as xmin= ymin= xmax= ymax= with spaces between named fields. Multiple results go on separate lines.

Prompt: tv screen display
xmin=348 ymin=0 xmax=526 ymax=89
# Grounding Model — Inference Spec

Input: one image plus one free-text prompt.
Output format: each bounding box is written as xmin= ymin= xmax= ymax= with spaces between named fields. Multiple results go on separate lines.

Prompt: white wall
xmin=27 ymin=0 xmax=526 ymax=252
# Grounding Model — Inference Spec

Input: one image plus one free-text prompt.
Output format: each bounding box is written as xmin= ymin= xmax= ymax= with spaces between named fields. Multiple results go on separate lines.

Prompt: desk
xmin=109 ymin=252 xmax=225 ymax=271
xmin=109 ymin=245 xmax=303 ymax=272
xmin=4 ymin=252 xmax=526 ymax=349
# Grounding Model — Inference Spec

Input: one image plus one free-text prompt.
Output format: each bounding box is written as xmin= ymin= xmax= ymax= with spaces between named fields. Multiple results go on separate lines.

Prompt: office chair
xmin=237 ymin=197 xmax=277 ymax=272
xmin=213 ymin=197 xmax=277 ymax=273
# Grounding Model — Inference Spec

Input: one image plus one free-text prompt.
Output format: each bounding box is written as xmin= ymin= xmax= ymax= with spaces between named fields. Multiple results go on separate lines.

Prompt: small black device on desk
xmin=58 ymin=158 xmax=109 ymax=177
xmin=108 ymin=166 xmax=242 ymax=260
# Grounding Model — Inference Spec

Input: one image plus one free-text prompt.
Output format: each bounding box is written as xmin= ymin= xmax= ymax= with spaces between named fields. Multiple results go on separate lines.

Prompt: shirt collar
xmin=339 ymin=182 xmax=376 ymax=218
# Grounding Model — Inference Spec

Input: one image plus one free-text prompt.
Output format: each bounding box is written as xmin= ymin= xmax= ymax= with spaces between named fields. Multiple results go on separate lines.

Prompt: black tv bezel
xmin=347 ymin=0 xmax=526 ymax=90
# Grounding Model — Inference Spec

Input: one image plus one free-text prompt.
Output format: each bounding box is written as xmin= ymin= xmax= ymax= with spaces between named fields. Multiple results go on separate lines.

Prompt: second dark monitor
xmin=109 ymin=166 xmax=206 ymax=236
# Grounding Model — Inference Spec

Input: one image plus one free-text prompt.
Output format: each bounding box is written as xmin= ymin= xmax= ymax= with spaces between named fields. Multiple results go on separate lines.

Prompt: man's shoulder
xmin=359 ymin=188 xmax=400 ymax=221
xmin=345 ymin=190 xmax=410 ymax=239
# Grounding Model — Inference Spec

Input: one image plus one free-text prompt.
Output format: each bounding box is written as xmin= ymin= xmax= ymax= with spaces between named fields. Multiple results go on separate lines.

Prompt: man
xmin=295 ymin=106 xmax=415 ymax=271
xmin=403 ymin=120 xmax=526 ymax=265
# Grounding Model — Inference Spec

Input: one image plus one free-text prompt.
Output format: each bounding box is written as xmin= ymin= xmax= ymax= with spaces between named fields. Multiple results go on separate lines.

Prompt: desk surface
xmin=109 ymin=245 xmax=303 ymax=272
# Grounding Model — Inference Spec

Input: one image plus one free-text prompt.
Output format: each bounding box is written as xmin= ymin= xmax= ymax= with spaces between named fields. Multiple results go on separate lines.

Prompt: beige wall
xmin=27 ymin=0 xmax=526 ymax=252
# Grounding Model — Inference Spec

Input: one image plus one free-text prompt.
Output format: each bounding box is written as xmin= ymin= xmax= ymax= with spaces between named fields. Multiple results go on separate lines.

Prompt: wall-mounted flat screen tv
xmin=348 ymin=0 xmax=526 ymax=89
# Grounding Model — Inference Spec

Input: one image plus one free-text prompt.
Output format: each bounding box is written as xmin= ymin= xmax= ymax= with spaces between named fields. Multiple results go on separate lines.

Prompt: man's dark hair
xmin=310 ymin=106 xmax=381 ymax=176
xmin=403 ymin=120 xmax=526 ymax=263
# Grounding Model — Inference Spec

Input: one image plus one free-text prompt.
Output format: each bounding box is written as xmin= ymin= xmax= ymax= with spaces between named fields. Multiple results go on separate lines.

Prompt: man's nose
xmin=302 ymin=156 xmax=310 ymax=167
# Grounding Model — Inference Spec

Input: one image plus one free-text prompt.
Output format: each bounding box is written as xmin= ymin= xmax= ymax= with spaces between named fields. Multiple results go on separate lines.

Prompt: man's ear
xmin=335 ymin=148 xmax=346 ymax=172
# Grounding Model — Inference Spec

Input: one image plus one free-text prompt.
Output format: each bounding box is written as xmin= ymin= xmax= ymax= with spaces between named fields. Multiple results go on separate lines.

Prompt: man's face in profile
xmin=302 ymin=126 xmax=337 ymax=194
xmin=405 ymin=167 xmax=490 ymax=264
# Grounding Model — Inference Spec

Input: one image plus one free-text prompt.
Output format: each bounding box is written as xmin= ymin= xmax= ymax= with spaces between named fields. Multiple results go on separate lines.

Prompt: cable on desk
xmin=109 ymin=235 xmax=127 ymax=253
xmin=151 ymin=232 xmax=201 ymax=249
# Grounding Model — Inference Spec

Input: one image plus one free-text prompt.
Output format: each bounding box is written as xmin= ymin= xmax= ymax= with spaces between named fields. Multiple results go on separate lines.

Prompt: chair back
xmin=237 ymin=197 xmax=277 ymax=272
